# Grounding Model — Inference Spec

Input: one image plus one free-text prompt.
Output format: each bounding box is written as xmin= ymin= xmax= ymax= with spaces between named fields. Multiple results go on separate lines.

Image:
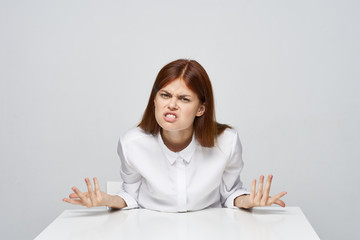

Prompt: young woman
xmin=63 ymin=59 xmax=287 ymax=212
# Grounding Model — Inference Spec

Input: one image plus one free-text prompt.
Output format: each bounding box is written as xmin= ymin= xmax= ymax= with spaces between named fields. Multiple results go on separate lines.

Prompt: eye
xmin=160 ymin=93 xmax=170 ymax=99
xmin=180 ymin=97 xmax=190 ymax=102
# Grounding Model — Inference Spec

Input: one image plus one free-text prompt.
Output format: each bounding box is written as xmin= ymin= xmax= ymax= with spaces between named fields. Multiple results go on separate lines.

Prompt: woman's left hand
xmin=234 ymin=175 xmax=287 ymax=209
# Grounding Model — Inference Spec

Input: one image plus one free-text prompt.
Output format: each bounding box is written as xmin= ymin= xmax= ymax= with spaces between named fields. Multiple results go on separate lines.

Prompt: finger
xmin=268 ymin=191 xmax=287 ymax=205
xmin=261 ymin=175 xmax=273 ymax=204
xmin=85 ymin=178 xmax=95 ymax=196
xmin=72 ymin=187 xmax=86 ymax=201
xmin=255 ymin=175 xmax=264 ymax=200
xmin=271 ymin=191 xmax=287 ymax=200
xmin=72 ymin=186 xmax=82 ymax=196
xmin=85 ymin=177 xmax=97 ymax=206
xmin=250 ymin=179 xmax=256 ymax=201
xmin=63 ymin=198 xmax=83 ymax=205
xmin=70 ymin=192 xmax=89 ymax=199
xmin=69 ymin=193 xmax=79 ymax=198
xmin=273 ymin=199 xmax=286 ymax=208
xmin=72 ymin=186 xmax=92 ymax=207
xmin=94 ymin=177 xmax=101 ymax=196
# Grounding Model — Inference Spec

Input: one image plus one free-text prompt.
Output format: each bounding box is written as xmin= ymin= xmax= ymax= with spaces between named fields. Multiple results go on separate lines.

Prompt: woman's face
xmin=154 ymin=78 xmax=205 ymax=135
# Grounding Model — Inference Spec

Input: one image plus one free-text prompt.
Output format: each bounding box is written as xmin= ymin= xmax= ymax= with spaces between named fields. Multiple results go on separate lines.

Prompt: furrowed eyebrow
xmin=160 ymin=90 xmax=171 ymax=95
xmin=179 ymin=94 xmax=191 ymax=98
xmin=160 ymin=90 xmax=192 ymax=98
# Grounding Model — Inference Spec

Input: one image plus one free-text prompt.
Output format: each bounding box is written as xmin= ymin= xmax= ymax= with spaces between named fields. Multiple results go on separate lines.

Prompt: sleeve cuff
xmin=117 ymin=191 xmax=139 ymax=210
xmin=224 ymin=189 xmax=250 ymax=209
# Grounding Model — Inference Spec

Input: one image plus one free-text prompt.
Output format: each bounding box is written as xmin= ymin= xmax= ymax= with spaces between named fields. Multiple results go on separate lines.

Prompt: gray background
xmin=1 ymin=0 xmax=359 ymax=239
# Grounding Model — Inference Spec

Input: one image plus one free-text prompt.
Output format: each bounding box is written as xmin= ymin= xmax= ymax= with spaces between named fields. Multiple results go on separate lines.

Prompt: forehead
xmin=160 ymin=79 xmax=194 ymax=94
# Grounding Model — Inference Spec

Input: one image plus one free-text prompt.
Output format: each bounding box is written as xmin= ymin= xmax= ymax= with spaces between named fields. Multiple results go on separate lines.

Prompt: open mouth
xmin=164 ymin=113 xmax=177 ymax=122
xmin=165 ymin=113 xmax=176 ymax=119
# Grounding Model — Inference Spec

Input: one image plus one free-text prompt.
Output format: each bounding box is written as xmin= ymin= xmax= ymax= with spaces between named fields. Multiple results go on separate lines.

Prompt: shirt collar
xmin=157 ymin=132 xmax=198 ymax=165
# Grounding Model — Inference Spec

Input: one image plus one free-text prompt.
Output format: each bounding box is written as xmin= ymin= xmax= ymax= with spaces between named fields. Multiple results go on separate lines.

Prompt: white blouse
xmin=116 ymin=127 xmax=249 ymax=212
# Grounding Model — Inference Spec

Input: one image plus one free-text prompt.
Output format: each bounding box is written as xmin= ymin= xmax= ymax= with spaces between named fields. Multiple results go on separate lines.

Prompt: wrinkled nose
xmin=168 ymin=98 xmax=178 ymax=110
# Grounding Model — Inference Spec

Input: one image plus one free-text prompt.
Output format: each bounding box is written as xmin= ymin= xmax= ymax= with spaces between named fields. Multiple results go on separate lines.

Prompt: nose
xmin=168 ymin=97 xmax=178 ymax=110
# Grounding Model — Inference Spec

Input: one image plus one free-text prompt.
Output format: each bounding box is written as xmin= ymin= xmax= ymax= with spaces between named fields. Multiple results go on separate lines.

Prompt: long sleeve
xmin=220 ymin=131 xmax=249 ymax=208
xmin=116 ymin=138 xmax=141 ymax=209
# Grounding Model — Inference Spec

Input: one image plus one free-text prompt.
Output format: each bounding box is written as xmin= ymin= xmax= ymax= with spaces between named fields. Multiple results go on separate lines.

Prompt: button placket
xmin=176 ymin=157 xmax=187 ymax=212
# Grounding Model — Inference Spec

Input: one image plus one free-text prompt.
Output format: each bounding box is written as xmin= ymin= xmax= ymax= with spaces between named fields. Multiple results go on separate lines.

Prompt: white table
xmin=35 ymin=207 xmax=319 ymax=240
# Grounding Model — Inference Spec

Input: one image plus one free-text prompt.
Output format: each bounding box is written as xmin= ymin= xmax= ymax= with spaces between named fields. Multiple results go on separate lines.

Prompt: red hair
xmin=138 ymin=59 xmax=230 ymax=147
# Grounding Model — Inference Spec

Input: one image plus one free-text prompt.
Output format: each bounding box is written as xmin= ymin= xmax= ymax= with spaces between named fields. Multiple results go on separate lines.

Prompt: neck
xmin=161 ymin=128 xmax=193 ymax=152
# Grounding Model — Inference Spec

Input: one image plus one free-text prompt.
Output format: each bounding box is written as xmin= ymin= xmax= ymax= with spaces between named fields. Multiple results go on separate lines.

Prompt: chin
xmin=160 ymin=124 xmax=193 ymax=134
xmin=159 ymin=124 xmax=180 ymax=132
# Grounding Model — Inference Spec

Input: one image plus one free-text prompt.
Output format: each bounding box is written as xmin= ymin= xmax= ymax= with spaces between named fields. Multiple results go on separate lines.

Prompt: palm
xmin=63 ymin=178 xmax=108 ymax=207
xmin=236 ymin=175 xmax=287 ymax=208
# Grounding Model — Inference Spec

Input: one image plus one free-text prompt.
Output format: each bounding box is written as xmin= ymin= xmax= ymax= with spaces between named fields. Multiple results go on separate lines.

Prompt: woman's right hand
xmin=62 ymin=177 xmax=126 ymax=209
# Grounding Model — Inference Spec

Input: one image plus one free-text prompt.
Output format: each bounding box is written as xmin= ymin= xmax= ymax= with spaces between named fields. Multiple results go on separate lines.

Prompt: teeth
xmin=166 ymin=114 xmax=176 ymax=118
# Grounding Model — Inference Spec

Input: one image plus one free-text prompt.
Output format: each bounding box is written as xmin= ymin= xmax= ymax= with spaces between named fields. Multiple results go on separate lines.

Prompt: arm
xmin=234 ymin=175 xmax=287 ymax=208
xmin=63 ymin=177 xmax=127 ymax=209
xmin=116 ymin=137 xmax=141 ymax=209
xmin=221 ymin=131 xmax=250 ymax=208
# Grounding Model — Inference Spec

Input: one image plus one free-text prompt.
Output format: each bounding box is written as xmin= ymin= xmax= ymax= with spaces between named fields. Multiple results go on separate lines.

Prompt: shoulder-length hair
xmin=138 ymin=59 xmax=230 ymax=147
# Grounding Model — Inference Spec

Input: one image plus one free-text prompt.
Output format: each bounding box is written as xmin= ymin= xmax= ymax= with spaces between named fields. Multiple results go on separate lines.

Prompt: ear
xmin=196 ymin=104 xmax=205 ymax=117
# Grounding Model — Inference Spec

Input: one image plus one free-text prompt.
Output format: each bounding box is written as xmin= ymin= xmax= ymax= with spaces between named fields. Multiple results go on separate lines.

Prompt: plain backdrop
xmin=1 ymin=0 xmax=359 ymax=239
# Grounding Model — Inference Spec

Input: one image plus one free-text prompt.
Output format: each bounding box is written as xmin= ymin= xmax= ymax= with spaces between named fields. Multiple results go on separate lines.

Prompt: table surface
xmin=35 ymin=207 xmax=319 ymax=240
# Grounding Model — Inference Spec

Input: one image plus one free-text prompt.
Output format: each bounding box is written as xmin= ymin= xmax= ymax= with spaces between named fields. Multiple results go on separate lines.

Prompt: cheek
xmin=154 ymin=99 xmax=164 ymax=118
xmin=183 ymin=105 xmax=200 ymax=119
xmin=154 ymin=97 xmax=165 ymax=108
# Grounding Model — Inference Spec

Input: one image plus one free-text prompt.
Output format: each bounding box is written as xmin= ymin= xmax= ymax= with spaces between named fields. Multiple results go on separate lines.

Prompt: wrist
xmin=234 ymin=194 xmax=251 ymax=208
xmin=105 ymin=195 xmax=127 ymax=209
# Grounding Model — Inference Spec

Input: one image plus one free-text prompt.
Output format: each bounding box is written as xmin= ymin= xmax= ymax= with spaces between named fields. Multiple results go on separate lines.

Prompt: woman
xmin=63 ymin=59 xmax=287 ymax=211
